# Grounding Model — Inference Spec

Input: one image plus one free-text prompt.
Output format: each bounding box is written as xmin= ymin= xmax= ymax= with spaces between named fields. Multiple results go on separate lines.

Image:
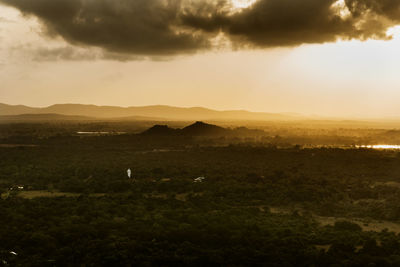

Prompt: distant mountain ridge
xmin=142 ymin=121 xmax=266 ymax=136
xmin=0 ymin=113 xmax=164 ymax=122
xmin=0 ymin=113 xmax=93 ymax=122
xmin=0 ymin=103 xmax=303 ymax=121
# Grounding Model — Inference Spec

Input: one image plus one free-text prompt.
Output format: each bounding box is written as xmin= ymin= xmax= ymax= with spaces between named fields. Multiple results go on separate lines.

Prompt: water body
xmin=356 ymin=145 xmax=400 ymax=150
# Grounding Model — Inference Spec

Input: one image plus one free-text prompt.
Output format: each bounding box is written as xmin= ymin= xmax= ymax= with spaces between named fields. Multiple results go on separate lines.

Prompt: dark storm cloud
xmin=182 ymin=0 xmax=396 ymax=47
xmin=0 ymin=0 xmax=212 ymax=55
xmin=1 ymin=0 xmax=399 ymax=57
xmin=224 ymin=0 xmax=361 ymax=45
xmin=345 ymin=0 xmax=400 ymax=20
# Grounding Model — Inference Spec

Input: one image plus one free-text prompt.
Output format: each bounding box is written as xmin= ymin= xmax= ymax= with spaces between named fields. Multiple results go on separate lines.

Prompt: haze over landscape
xmin=4 ymin=0 xmax=400 ymax=266
xmin=0 ymin=103 xmax=304 ymax=121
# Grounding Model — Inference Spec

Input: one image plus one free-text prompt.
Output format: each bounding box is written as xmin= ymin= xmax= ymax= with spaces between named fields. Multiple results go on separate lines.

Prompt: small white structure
xmin=9 ymin=185 xmax=24 ymax=191
xmin=127 ymin=168 xmax=132 ymax=179
xmin=10 ymin=251 xmax=17 ymax=256
xmin=194 ymin=176 xmax=205 ymax=183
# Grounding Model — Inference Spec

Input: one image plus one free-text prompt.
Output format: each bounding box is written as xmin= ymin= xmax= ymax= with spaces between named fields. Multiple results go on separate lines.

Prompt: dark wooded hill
xmin=141 ymin=121 xmax=266 ymax=136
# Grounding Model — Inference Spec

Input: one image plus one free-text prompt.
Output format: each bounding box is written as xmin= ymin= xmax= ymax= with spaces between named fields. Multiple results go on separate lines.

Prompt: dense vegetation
xmin=2 ymin=122 xmax=400 ymax=266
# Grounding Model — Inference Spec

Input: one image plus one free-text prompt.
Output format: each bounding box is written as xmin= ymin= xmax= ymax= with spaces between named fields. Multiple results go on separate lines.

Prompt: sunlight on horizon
xmin=357 ymin=145 xmax=400 ymax=150
xmin=231 ymin=0 xmax=257 ymax=9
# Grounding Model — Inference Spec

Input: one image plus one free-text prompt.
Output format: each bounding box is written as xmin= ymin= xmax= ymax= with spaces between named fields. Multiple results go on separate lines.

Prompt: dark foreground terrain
xmin=2 ymin=122 xmax=400 ymax=266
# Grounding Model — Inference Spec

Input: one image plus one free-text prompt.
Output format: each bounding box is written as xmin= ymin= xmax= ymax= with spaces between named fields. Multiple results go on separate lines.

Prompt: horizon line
xmin=2 ymin=102 xmax=400 ymax=121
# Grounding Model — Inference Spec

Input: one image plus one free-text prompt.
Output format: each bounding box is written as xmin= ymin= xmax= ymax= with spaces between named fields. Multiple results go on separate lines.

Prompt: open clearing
xmin=269 ymin=205 xmax=400 ymax=233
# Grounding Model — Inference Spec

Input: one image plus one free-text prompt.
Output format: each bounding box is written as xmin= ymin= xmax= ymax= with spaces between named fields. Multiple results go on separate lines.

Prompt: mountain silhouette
xmin=0 ymin=113 xmax=162 ymax=122
xmin=141 ymin=125 xmax=178 ymax=135
xmin=0 ymin=113 xmax=93 ymax=122
xmin=181 ymin=121 xmax=227 ymax=136
xmin=0 ymin=103 xmax=37 ymax=115
xmin=0 ymin=103 xmax=303 ymax=121
xmin=141 ymin=121 xmax=265 ymax=137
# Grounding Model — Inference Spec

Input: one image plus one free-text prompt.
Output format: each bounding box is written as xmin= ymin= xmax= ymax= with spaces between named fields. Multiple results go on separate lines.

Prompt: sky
xmin=1 ymin=0 xmax=400 ymax=118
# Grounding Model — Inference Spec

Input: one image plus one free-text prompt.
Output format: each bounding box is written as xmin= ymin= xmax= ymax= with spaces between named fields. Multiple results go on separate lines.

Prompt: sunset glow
xmin=231 ymin=0 xmax=257 ymax=9
xmin=3 ymin=1 xmax=400 ymax=265
xmin=1 ymin=0 xmax=400 ymax=117
xmin=358 ymin=145 xmax=400 ymax=150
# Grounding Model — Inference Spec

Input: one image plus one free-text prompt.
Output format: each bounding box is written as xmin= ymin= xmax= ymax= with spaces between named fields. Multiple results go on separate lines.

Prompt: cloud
xmin=10 ymin=44 xmax=162 ymax=62
xmin=32 ymin=46 xmax=101 ymax=61
xmin=0 ymin=0 xmax=399 ymax=58
xmin=345 ymin=0 xmax=400 ymax=21
xmin=0 ymin=16 xmax=14 ymax=23
xmin=182 ymin=0 xmax=395 ymax=47
xmin=0 ymin=0 xmax=213 ymax=56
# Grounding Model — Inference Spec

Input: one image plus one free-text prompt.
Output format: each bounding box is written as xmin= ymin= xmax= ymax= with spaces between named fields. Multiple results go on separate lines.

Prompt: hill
xmin=181 ymin=121 xmax=227 ymax=136
xmin=0 ymin=113 xmax=94 ymax=122
xmin=0 ymin=103 xmax=37 ymax=115
xmin=142 ymin=121 xmax=266 ymax=137
xmin=141 ymin=125 xmax=179 ymax=135
xmin=0 ymin=103 xmax=302 ymax=121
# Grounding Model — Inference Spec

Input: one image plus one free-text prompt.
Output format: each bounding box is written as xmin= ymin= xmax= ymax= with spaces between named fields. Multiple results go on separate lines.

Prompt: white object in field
xmin=10 ymin=251 xmax=17 ymax=256
xmin=127 ymin=168 xmax=132 ymax=178
xmin=194 ymin=177 xmax=205 ymax=183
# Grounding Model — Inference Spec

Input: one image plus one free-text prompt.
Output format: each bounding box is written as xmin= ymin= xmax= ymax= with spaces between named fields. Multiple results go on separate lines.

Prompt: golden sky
xmin=1 ymin=0 xmax=400 ymax=118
